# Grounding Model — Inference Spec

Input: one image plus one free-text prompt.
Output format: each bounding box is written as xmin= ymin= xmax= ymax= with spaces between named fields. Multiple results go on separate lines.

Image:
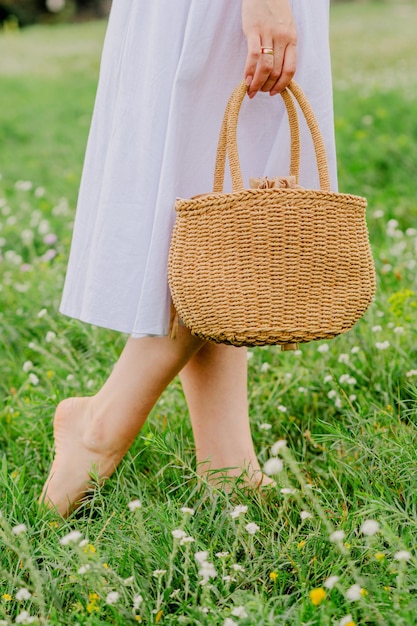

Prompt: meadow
xmin=1 ymin=3 xmax=417 ymax=624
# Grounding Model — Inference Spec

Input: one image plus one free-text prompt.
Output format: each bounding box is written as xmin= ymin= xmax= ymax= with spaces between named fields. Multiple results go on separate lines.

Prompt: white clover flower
xmin=345 ymin=584 xmax=363 ymax=601
xmin=222 ymin=575 xmax=235 ymax=582
xmin=247 ymin=351 xmax=254 ymax=360
xmin=339 ymin=374 xmax=350 ymax=384
xmin=300 ymin=511 xmax=313 ymax=521
xmin=349 ymin=394 xmax=357 ymax=402
xmin=245 ymin=522 xmax=260 ymax=535
xmin=231 ymin=606 xmax=248 ymax=618
xmin=360 ymin=520 xmax=380 ymax=536
xmin=232 ymin=563 xmax=245 ymax=571
xmin=198 ymin=560 xmax=217 ymax=584
xmin=38 ymin=219 xmax=50 ymax=235
xmin=371 ymin=325 xmax=382 ymax=333
xmin=263 ymin=458 xmax=283 ymax=476
xmin=340 ymin=615 xmax=355 ymax=626
xmin=34 ymin=186 xmax=46 ymax=198
xmin=128 ymin=499 xmax=142 ymax=511
xmin=180 ymin=507 xmax=195 ymax=516
xmin=280 ymin=487 xmax=296 ymax=495
xmin=216 ymin=551 xmax=230 ymax=558
xmin=12 ymin=523 xmax=27 ymax=536
xmin=294 ymin=349 xmax=302 ymax=356
xmin=406 ymin=370 xmax=417 ymax=378
xmin=323 ymin=374 xmax=333 ymax=383
xmin=276 ymin=405 xmax=287 ymax=413
xmin=298 ymin=386 xmax=307 ymax=394
xmin=16 ymin=588 xmax=31 ymax=601
xmin=329 ymin=530 xmax=345 ymax=543
xmin=338 ymin=353 xmax=350 ymax=364
xmin=15 ymin=611 xmax=37 ymax=624
xmin=334 ymin=397 xmax=342 ymax=409
xmin=59 ymin=530 xmax=82 ymax=545
xmin=28 ymin=373 xmax=39 ymax=386
xmin=45 ymin=331 xmax=56 ymax=343
xmin=394 ymin=326 xmax=404 ymax=334
xmin=324 ymin=575 xmax=339 ymax=589
xmin=15 ymin=180 xmax=33 ymax=191
xmin=271 ymin=439 xmax=287 ymax=455
xmin=133 ymin=594 xmax=143 ymax=610
xmin=260 ymin=362 xmax=271 ymax=372
xmin=406 ymin=227 xmax=417 ymax=236
xmin=77 ymin=564 xmax=91 ymax=575
xmin=230 ymin=505 xmax=248 ymax=519
xmin=373 ymin=209 xmax=384 ymax=219
xmin=327 ymin=390 xmax=337 ymax=399
xmin=180 ymin=536 xmax=195 ymax=545
xmin=259 ymin=423 xmax=272 ymax=430
xmin=106 ymin=591 xmax=120 ymax=605
xmin=394 ymin=550 xmax=411 ymax=562
xmin=224 ymin=619 xmax=238 ymax=626
xmin=318 ymin=344 xmax=329 ymax=353
xmin=195 ymin=551 xmax=209 ymax=564
xmin=21 ymin=229 xmax=34 ymax=245
xmin=351 ymin=346 xmax=360 ymax=354
xmin=22 ymin=361 xmax=33 ymax=373
xmin=152 ymin=569 xmax=167 ymax=577
xmin=347 ymin=377 xmax=357 ymax=385
xmin=375 ymin=341 xmax=390 ymax=350
xmin=172 ymin=529 xmax=187 ymax=540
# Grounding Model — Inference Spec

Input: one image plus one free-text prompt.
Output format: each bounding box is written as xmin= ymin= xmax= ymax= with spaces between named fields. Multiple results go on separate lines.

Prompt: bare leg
xmin=40 ymin=326 xmax=205 ymax=516
xmin=179 ymin=342 xmax=273 ymax=489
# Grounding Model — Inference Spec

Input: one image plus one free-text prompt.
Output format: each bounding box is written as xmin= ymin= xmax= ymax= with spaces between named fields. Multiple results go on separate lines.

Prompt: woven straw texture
xmin=168 ymin=81 xmax=375 ymax=347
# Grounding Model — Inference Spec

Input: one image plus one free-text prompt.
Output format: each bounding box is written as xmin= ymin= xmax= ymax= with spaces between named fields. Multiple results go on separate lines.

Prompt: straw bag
xmin=168 ymin=81 xmax=375 ymax=349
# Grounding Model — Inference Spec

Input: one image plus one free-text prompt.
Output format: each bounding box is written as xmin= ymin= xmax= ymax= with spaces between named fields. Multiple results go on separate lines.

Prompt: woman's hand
xmin=242 ymin=0 xmax=297 ymax=98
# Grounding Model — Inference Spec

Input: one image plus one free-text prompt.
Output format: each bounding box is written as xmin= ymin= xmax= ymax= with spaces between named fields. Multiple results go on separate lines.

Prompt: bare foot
xmin=39 ymin=397 xmax=128 ymax=517
xmin=197 ymin=460 xmax=276 ymax=493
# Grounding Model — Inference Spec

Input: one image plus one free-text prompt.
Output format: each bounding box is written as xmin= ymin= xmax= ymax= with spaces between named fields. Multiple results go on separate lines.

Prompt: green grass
xmin=1 ymin=4 xmax=417 ymax=625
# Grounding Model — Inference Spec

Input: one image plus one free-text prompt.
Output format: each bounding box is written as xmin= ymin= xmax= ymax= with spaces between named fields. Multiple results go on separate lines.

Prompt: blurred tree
xmin=0 ymin=0 xmax=110 ymax=25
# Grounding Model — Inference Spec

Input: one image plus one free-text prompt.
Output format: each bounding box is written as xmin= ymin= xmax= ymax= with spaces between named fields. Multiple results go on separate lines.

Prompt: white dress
xmin=60 ymin=0 xmax=337 ymax=337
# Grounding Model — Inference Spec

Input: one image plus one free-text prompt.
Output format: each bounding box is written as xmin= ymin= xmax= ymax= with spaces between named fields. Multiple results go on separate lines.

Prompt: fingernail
xmin=245 ymin=76 xmax=252 ymax=87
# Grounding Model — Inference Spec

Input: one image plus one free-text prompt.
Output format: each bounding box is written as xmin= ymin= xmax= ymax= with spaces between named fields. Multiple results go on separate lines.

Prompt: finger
xmin=270 ymin=43 xmax=297 ymax=95
xmin=248 ymin=46 xmax=275 ymax=98
xmin=244 ymin=32 xmax=261 ymax=92
xmin=260 ymin=45 xmax=286 ymax=93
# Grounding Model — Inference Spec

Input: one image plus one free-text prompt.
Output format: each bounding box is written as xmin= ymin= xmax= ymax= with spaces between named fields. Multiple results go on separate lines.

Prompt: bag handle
xmin=213 ymin=80 xmax=331 ymax=194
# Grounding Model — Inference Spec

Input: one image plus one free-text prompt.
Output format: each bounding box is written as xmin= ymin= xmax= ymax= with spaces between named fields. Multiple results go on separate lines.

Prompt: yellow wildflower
xmin=135 ymin=617 xmax=142 ymax=623
xmin=309 ymin=587 xmax=326 ymax=606
xmin=102 ymin=563 xmax=110 ymax=570
xmin=47 ymin=370 xmax=55 ymax=379
xmin=374 ymin=552 xmax=385 ymax=561
xmin=269 ymin=571 xmax=278 ymax=581
xmin=88 ymin=593 xmax=99 ymax=601
xmin=2 ymin=594 xmax=12 ymax=602
xmin=360 ymin=588 xmax=368 ymax=597
xmin=83 ymin=543 xmax=96 ymax=554
xmin=86 ymin=592 xmax=100 ymax=614
xmin=155 ymin=610 xmax=163 ymax=623
xmin=297 ymin=540 xmax=306 ymax=550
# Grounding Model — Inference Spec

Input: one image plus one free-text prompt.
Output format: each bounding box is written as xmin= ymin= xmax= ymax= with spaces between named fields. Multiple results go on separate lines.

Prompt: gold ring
xmin=261 ymin=47 xmax=274 ymax=55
